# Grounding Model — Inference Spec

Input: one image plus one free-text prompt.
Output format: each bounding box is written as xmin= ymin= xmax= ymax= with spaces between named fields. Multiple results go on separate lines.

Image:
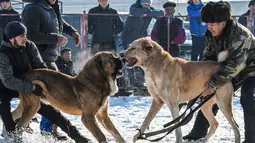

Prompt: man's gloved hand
xmin=32 ymin=84 xmax=43 ymax=96
xmin=70 ymin=32 xmax=80 ymax=45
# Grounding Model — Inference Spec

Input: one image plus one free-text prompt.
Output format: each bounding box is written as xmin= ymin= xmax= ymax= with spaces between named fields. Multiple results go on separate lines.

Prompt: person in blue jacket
xmin=121 ymin=0 xmax=164 ymax=92
xmin=187 ymin=0 xmax=207 ymax=61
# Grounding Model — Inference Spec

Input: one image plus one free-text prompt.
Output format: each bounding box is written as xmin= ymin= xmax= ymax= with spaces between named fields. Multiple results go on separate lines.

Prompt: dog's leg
xmin=96 ymin=102 xmax=126 ymax=143
xmin=16 ymin=94 xmax=41 ymax=129
xmin=11 ymin=102 xmax=23 ymax=121
xmin=133 ymin=98 xmax=164 ymax=142
xmin=81 ymin=112 xmax=107 ymax=142
xmin=200 ymin=97 xmax=218 ymax=143
xmin=216 ymin=85 xmax=240 ymax=143
xmin=165 ymin=100 xmax=182 ymax=143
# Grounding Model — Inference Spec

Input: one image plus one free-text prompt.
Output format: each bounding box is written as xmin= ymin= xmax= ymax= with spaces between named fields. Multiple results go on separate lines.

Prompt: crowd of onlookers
xmin=1 ymin=0 xmax=255 ymax=142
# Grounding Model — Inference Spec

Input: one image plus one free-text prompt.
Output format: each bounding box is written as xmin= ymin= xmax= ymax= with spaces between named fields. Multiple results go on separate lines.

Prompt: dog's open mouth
xmin=126 ymin=57 xmax=137 ymax=67
xmin=113 ymin=58 xmax=124 ymax=79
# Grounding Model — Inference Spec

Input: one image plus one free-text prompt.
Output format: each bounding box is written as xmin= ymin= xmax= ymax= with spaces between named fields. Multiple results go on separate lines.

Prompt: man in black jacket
xmin=0 ymin=21 xmax=90 ymax=143
xmin=21 ymin=0 xmax=84 ymax=140
xmin=22 ymin=0 xmax=80 ymax=71
xmin=0 ymin=0 xmax=20 ymax=40
xmin=88 ymin=0 xmax=132 ymax=96
xmin=88 ymin=0 xmax=123 ymax=55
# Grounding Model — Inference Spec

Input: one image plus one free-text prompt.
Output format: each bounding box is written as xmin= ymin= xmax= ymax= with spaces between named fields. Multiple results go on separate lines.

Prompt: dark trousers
xmin=191 ymin=36 xmax=206 ymax=61
xmin=240 ymin=76 xmax=255 ymax=142
xmin=0 ymin=88 xmax=73 ymax=133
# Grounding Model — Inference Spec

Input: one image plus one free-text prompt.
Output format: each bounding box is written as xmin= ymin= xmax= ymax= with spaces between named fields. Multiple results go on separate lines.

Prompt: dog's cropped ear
xmin=142 ymin=39 xmax=153 ymax=51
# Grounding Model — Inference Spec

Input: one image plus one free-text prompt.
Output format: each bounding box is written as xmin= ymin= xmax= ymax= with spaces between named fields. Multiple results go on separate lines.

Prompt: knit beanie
xmin=0 ymin=0 xmax=10 ymax=2
xmin=140 ymin=0 xmax=152 ymax=5
xmin=249 ymin=0 xmax=255 ymax=7
xmin=201 ymin=1 xmax=231 ymax=23
xmin=5 ymin=21 xmax=27 ymax=39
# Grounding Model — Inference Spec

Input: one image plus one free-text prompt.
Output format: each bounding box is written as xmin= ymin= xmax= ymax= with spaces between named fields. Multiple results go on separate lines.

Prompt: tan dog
xmin=12 ymin=52 xmax=126 ymax=143
xmin=119 ymin=37 xmax=240 ymax=143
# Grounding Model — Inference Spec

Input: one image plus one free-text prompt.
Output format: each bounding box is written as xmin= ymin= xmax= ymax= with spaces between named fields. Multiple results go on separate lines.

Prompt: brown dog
xmin=12 ymin=52 xmax=126 ymax=143
xmin=119 ymin=37 xmax=240 ymax=143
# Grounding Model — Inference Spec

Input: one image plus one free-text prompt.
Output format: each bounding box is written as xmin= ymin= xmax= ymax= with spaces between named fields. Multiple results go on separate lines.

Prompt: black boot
xmin=183 ymin=104 xmax=219 ymax=141
xmin=64 ymin=121 xmax=91 ymax=143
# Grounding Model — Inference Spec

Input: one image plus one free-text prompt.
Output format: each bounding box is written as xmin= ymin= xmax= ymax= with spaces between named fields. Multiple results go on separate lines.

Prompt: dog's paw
xmin=133 ymin=133 xmax=140 ymax=143
xmin=199 ymin=137 xmax=209 ymax=143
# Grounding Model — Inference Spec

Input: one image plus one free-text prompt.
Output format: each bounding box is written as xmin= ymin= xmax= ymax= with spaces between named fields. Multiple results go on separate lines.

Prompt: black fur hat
xmin=201 ymin=1 xmax=231 ymax=23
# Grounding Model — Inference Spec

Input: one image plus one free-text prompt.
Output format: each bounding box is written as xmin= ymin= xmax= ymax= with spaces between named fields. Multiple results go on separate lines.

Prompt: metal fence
xmin=0 ymin=13 xmax=252 ymax=73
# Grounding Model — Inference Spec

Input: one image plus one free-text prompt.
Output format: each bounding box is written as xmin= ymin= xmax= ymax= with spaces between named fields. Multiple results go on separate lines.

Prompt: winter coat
xmin=238 ymin=10 xmax=255 ymax=35
xmin=151 ymin=16 xmax=186 ymax=52
xmin=187 ymin=3 xmax=207 ymax=37
xmin=0 ymin=35 xmax=47 ymax=95
xmin=121 ymin=0 xmax=164 ymax=45
xmin=55 ymin=56 xmax=76 ymax=76
xmin=21 ymin=0 xmax=77 ymax=62
xmin=0 ymin=7 xmax=20 ymax=41
xmin=203 ymin=20 xmax=255 ymax=90
xmin=88 ymin=4 xmax=123 ymax=43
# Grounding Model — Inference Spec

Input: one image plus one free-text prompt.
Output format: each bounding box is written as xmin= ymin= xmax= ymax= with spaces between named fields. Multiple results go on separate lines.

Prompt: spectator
xmin=238 ymin=0 xmax=255 ymax=35
xmin=151 ymin=1 xmax=186 ymax=57
xmin=121 ymin=0 xmax=164 ymax=92
xmin=88 ymin=0 xmax=132 ymax=96
xmin=0 ymin=21 xmax=91 ymax=143
xmin=0 ymin=0 xmax=20 ymax=40
xmin=56 ymin=48 xmax=77 ymax=76
xmin=88 ymin=0 xmax=123 ymax=55
xmin=21 ymin=0 xmax=90 ymax=142
xmin=187 ymin=0 xmax=207 ymax=61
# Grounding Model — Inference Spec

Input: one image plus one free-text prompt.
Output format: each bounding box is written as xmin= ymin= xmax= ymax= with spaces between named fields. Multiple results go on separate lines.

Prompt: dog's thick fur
xmin=12 ymin=52 xmax=126 ymax=142
xmin=120 ymin=37 xmax=240 ymax=143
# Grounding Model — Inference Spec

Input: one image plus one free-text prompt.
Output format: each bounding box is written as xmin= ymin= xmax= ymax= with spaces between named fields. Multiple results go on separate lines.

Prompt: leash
xmin=137 ymin=92 xmax=216 ymax=142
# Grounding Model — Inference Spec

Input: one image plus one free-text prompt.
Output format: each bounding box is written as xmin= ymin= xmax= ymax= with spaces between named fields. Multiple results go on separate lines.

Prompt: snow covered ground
xmin=0 ymin=95 xmax=245 ymax=143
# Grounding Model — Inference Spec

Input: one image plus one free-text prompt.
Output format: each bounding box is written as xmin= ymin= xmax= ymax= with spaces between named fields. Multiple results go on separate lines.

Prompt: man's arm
xmin=113 ymin=10 xmax=124 ymax=35
xmin=130 ymin=4 xmax=150 ymax=16
xmin=22 ymin=6 xmax=59 ymax=44
xmin=172 ymin=20 xmax=186 ymax=44
xmin=209 ymin=37 xmax=251 ymax=90
xmin=27 ymin=41 xmax=47 ymax=69
xmin=88 ymin=9 xmax=95 ymax=34
xmin=147 ymin=8 xmax=164 ymax=18
xmin=62 ymin=18 xmax=77 ymax=35
xmin=0 ymin=53 xmax=33 ymax=94
xmin=151 ymin=20 xmax=159 ymax=42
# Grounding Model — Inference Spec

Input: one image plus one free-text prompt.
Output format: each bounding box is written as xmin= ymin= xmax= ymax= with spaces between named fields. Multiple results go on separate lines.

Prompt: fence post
xmin=82 ymin=10 xmax=88 ymax=50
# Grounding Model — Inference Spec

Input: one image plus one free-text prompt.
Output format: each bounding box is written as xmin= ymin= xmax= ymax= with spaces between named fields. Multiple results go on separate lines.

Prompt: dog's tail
xmin=31 ymin=80 xmax=49 ymax=96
